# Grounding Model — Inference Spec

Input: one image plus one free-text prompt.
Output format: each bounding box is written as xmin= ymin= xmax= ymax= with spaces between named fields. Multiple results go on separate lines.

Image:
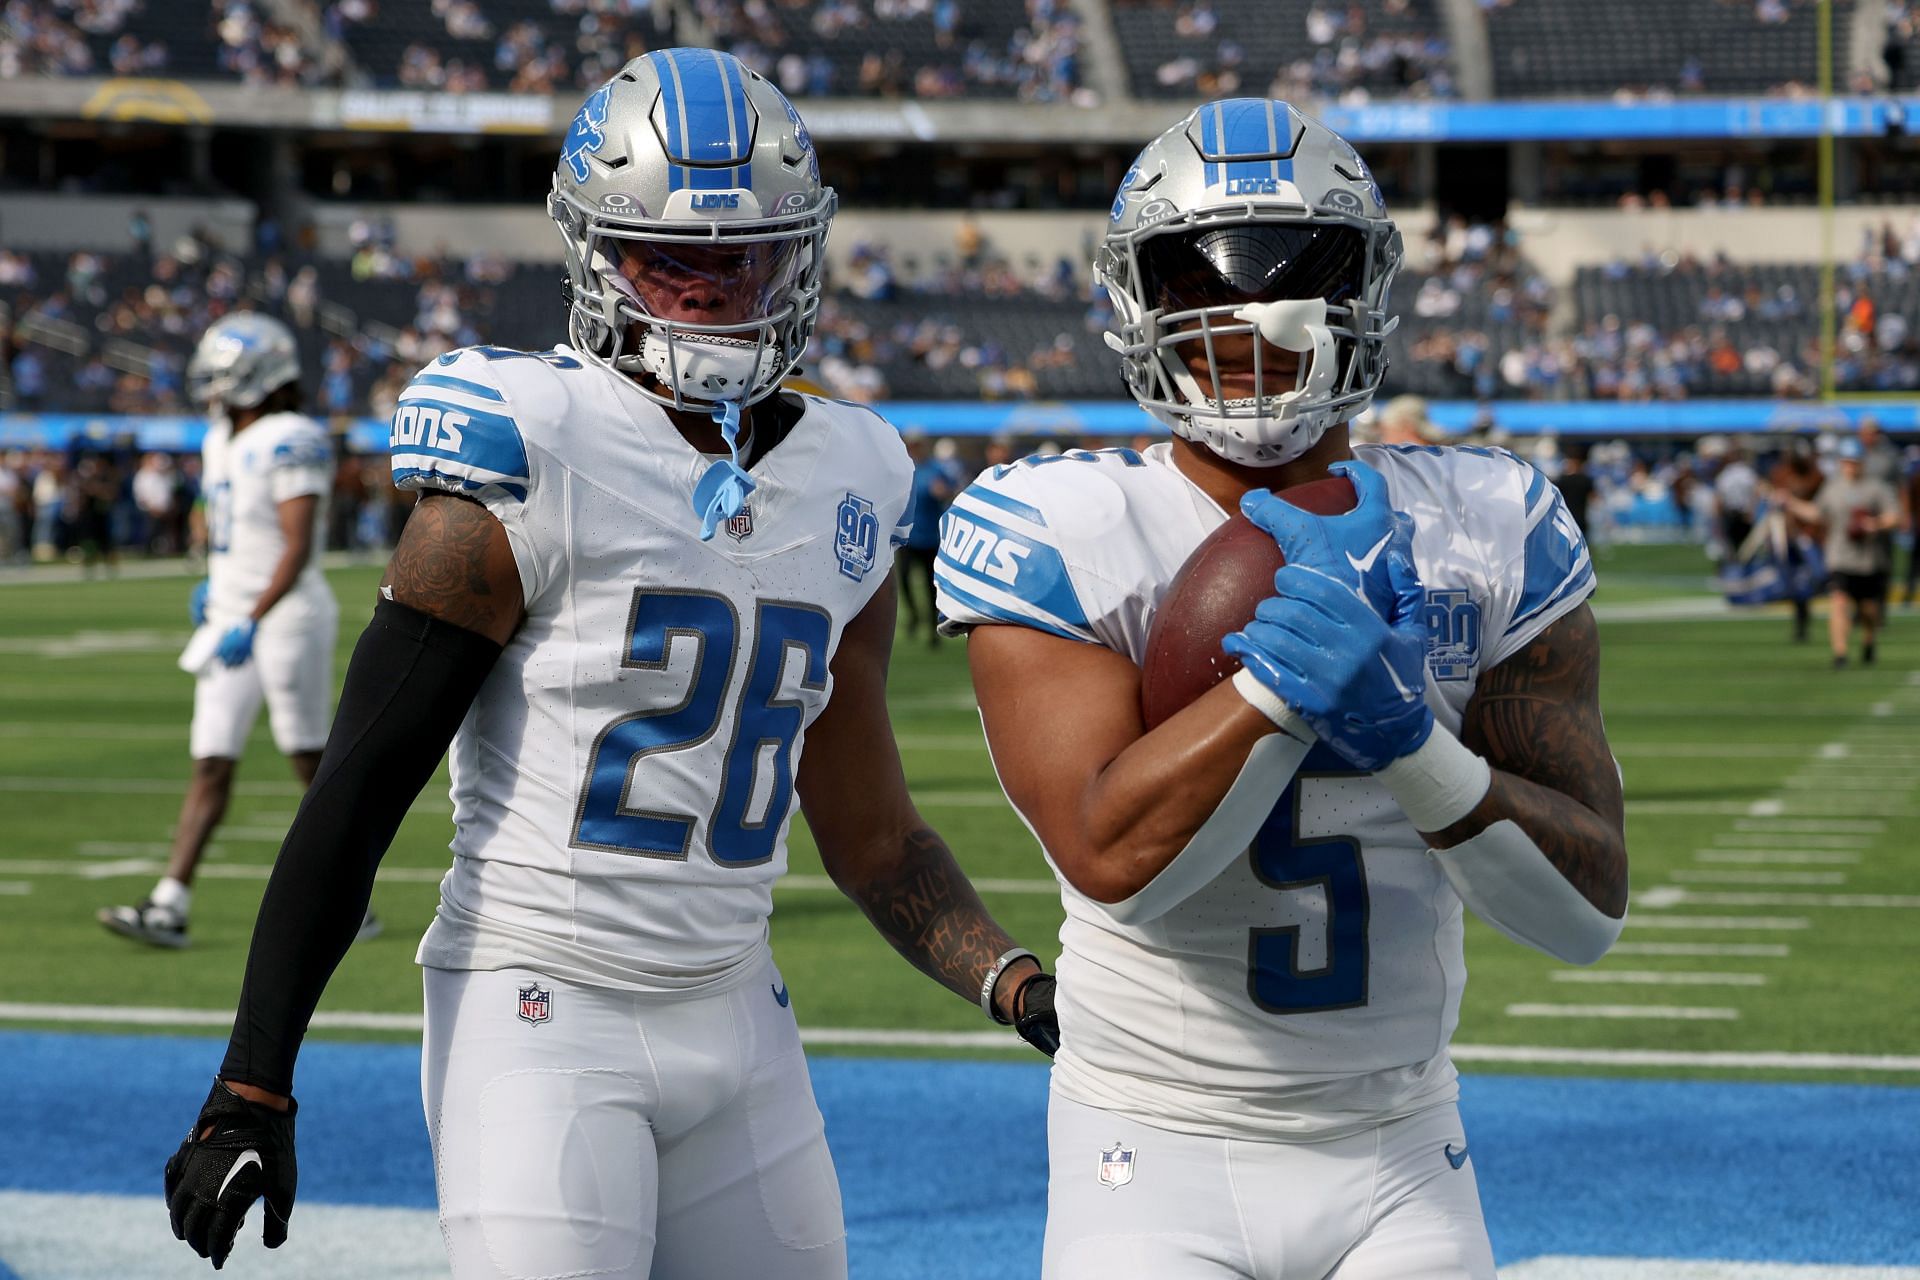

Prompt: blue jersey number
xmin=573 ymin=590 xmax=828 ymax=865
xmin=1248 ymin=761 xmax=1372 ymax=1014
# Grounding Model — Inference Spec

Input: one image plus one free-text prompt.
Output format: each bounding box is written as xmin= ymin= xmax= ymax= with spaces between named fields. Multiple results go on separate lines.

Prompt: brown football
xmin=1140 ymin=474 xmax=1358 ymax=730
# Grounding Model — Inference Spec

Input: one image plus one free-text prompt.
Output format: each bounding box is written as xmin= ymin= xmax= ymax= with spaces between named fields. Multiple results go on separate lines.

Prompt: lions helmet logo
xmin=562 ymin=84 xmax=613 ymax=184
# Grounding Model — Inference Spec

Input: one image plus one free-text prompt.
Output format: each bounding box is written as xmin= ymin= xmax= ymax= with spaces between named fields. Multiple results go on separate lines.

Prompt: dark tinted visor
xmin=609 ymin=236 xmax=803 ymax=324
xmin=1138 ymin=224 xmax=1367 ymax=313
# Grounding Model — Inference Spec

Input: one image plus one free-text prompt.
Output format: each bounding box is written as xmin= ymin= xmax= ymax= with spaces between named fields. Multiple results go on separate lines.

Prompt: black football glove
xmin=1014 ymin=972 xmax=1060 ymax=1058
xmin=164 ymin=1078 xmax=299 ymax=1270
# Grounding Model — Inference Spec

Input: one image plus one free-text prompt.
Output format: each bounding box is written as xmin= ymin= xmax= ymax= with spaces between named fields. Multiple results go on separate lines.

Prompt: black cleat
xmin=97 ymin=899 xmax=189 ymax=949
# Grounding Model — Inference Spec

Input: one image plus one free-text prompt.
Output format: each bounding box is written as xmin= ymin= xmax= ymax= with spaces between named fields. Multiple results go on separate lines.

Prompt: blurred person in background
xmin=1903 ymin=447 xmax=1920 ymax=606
xmin=1713 ymin=442 xmax=1761 ymax=562
xmin=98 ymin=313 xmax=373 ymax=949
xmin=1857 ymin=417 xmax=1900 ymax=487
xmin=0 ymin=451 xmax=22 ymax=561
xmin=1376 ymin=393 xmax=1447 ymax=447
xmin=70 ymin=452 xmax=120 ymax=576
xmin=134 ymin=451 xmax=179 ymax=555
xmin=898 ymin=430 xmax=957 ymax=647
xmin=1775 ymin=439 xmax=1902 ymax=669
xmin=1554 ymin=445 xmax=1597 ymax=544
xmin=1769 ymin=437 xmax=1826 ymax=643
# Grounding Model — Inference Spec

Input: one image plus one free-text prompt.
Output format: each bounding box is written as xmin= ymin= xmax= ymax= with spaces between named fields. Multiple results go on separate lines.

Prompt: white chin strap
xmin=635 ymin=331 xmax=778 ymax=403
xmin=1167 ymin=297 xmax=1340 ymax=468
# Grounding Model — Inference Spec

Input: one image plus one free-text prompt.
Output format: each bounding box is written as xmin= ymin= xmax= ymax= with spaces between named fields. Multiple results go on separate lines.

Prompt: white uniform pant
xmin=188 ymin=598 xmax=337 ymax=759
xmin=1044 ymin=1094 xmax=1494 ymax=1280
xmin=422 ymin=960 xmax=846 ymax=1280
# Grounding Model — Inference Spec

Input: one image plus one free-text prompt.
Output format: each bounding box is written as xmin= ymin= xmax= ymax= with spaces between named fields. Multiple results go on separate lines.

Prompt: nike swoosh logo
xmin=1346 ymin=532 xmax=1392 ymax=576
xmin=218 ymin=1149 xmax=263 ymax=1200
xmin=1381 ymin=653 xmax=1418 ymax=702
xmin=771 ymin=983 xmax=790 ymax=1008
xmin=1445 ymin=1143 xmax=1469 ymax=1170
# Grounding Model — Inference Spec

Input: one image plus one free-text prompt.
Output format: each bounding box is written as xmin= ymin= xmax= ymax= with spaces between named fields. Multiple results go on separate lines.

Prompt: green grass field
xmin=1 ymin=545 xmax=1916 ymax=1084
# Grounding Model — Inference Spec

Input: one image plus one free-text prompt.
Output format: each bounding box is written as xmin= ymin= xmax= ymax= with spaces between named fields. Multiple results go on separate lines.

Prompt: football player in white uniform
xmin=98 ymin=314 xmax=374 ymax=949
xmin=937 ymin=100 xmax=1629 ymax=1279
xmin=161 ymin=51 xmax=1058 ymax=1278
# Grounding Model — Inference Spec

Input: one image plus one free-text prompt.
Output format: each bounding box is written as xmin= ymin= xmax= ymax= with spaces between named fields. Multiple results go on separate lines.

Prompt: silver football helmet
xmin=186 ymin=312 xmax=300 ymax=410
xmin=1097 ymin=99 xmax=1403 ymax=467
xmin=549 ymin=49 xmax=834 ymax=411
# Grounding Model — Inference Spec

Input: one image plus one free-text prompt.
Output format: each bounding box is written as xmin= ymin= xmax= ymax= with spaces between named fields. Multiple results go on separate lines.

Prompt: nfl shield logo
xmin=725 ymin=503 xmax=754 ymax=541
xmin=1097 ymin=1143 xmax=1135 ymax=1190
xmin=517 ymin=983 xmax=551 ymax=1026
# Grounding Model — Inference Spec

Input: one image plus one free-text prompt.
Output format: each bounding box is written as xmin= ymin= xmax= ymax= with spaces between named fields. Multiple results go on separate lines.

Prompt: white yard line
xmin=1694 ymin=850 xmax=1862 ymax=865
xmin=1712 ymin=832 xmax=1875 ymax=848
xmin=1505 ymin=1003 xmax=1740 ymax=1021
xmin=1548 ymin=970 xmax=1766 ymax=987
xmin=1621 ymin=914 xmax=1810 ymax=930
xmin=0 ymin=881 xmax=32 ymax=894
xmin=1669 ymin=869 xmax=1848 ymax=886
xmin=1652 ymin=890 xmax=1920 ymax=909
xmin=1608 ymin=942 xmax=1789 ymax=958
xmin=5 ymin=1002 xmax=1919 ymax=1074
xmin=1732 ymin=817 xmax=1884 ymax=833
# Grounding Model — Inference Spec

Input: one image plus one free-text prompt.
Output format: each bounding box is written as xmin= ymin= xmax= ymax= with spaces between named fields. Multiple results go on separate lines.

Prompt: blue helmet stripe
xmin=649 ymin=50 xmax=686 ymax=191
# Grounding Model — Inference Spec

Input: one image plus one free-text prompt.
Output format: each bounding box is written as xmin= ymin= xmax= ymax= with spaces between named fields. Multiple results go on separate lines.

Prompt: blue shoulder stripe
xmin=407 ymin=373 xmax=505 ymax=402
xmin=935 ymin=576 xmax=1088 ymax=644
xmin=1509 ymin=494 xmax=1592 ymax=630
xmin=961 ymin=484 xmax=1049 ymax=529
xmin=1521 ymin=462 xmax=1550 ymax=518
xmin=389 ymin=396 xmax=529 ymax=503
xmin=936 ymin=507 xmax=1089 ymax=632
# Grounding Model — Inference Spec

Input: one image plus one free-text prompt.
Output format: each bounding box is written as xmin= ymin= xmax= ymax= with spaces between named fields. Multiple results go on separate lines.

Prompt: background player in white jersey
xmin=98 ymin=313 xmax=373 ymax=948
xmin=937 ymin=99 xmax=1630 ymax=1279
xmin=161 ymin=51 xmax=1058 ymax=1278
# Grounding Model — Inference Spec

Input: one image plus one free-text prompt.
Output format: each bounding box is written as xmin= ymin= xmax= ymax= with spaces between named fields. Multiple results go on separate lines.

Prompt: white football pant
xmin=188 ymin=597 xmax=337 ymax=759
xmin=1044 ymin=1093 xmax=1494 ymax=1280
xmin=422 ymin=959 xmax=846 ymax=1280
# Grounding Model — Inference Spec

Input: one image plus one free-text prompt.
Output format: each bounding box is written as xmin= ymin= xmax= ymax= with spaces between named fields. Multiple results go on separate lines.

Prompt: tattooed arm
xmin=796 ymin=579 xmax=1045 ymax=1023
xmin=382 ymin=492 xmax=525 ymax=643
xmin=1424 ymin=603 xmax=1628 ymax=916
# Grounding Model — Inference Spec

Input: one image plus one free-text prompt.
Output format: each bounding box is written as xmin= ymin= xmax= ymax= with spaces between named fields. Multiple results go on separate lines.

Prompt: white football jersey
xmin=391 ymin=346 xmax=911 ymax=995
xmin=935 ymin=441 xmax=1595 ymax=1141
xmin=202 ymin=411 xmax=334 ymax=622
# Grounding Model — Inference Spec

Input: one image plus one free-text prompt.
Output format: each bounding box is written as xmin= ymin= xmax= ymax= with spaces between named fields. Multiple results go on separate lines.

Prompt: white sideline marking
xmin=1500 ymin=1257 xmax=1920 ymax=1279
xmin=1506 ymin=1003 xmax=1740 ymax=1021
xmin=1695 ymin=850 xmax=1862 ymax=865
xmin=1659 ymin=891 xmax=1920 ymax=909
xmin=1609 ymin=942 xmax=1789 ymax=957
xmin=1713 ymin=832 xmax=1874 ymax=847
xmin=1622 ymin=914 xmax=1810 ymax=930
xmin=1733 ymin=818 xmax=1883 ymax=833
xmin=6 ymin=1002 xmax=1920 ymax=1073
xmin=1670 ymin=869 xmax=1848 ymax=886
xmin=1781 ymin=776 xmax=1906 ymax=791
xmin=1549 ymin=970 xmax=1766 ymax=987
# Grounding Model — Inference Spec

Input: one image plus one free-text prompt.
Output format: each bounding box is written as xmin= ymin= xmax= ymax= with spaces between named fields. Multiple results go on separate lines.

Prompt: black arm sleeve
xmin=220 ymin=599 xmax=505 ymax=1095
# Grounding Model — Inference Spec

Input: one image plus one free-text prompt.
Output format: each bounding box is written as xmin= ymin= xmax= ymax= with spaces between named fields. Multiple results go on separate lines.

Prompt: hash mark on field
xmin=1745 ymin=799 xmax=1785 ymax=817
xmin=1505 ymin=1003 xmax=1740 ymax=1021
xmin=1695 ymin=850 xmax=1861 ymax=865
xmin=1609 ymin=943 xmax=1789 ymax=957
xmin=0 ymin=881 xmax=31 ymax=895
xmin=1818 ymin=742 xmax=1850 ymax=759
xmin=1549 ymin=970 xmax=1766 ymax=987
xmin=1670 ymin=869 xmax=1848 ymax=886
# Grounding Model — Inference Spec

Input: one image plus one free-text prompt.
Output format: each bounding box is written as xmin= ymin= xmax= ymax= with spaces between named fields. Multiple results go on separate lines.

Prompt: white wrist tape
xmin=1376 ymin=724 xmax=1492 ymax=832
xmin=1231 ymin=667 xmax=1312 ymax=740
xmin=1100 ymin=723 xmax=1314 ymax=927
xmin=1430 ymin=819 xmax=1625 ymax=966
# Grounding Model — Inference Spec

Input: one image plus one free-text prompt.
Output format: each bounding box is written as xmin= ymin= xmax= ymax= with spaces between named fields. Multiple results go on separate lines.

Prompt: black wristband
xmin=220 ymin=599 xmax=504 ymax=1094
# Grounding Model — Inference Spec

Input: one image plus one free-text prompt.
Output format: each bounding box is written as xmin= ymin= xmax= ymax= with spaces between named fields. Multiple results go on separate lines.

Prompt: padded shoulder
xmin=389 ymin=347 xmax=546 ymax=503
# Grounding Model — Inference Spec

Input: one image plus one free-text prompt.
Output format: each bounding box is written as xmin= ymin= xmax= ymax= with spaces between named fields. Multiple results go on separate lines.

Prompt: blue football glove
xmin=215 ymin=620 xmax=257 ymax=668
xmin=1241 ymin=458 xmax=1399 ymax=616
xmin=1222 ymin=518 xmax=1434 ymax=771
xmin=189 ymin=579 xmax=209 ymax=628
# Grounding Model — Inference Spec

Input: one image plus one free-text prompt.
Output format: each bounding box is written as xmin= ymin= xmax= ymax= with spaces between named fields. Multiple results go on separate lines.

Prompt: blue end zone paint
xmin=3 ymin=1032 xmax=1917 ymax=1276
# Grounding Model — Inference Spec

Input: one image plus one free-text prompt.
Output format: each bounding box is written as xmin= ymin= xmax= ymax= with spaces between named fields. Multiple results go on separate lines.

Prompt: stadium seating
xmin=1110 ymin=0 xmax=1450 ymax=101
xmin=1487 ymin=0 xmax=1855 ymax=98
xmin=331 ymin=0 xmax=658 ymax=93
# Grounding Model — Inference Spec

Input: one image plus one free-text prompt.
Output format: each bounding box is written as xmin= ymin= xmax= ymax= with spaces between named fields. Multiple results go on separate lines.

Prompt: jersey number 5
xmin=572 ymin=589 xmax=830 ymax=866
xmin=1248 ymin=765 xmax=1372 ymax=1014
